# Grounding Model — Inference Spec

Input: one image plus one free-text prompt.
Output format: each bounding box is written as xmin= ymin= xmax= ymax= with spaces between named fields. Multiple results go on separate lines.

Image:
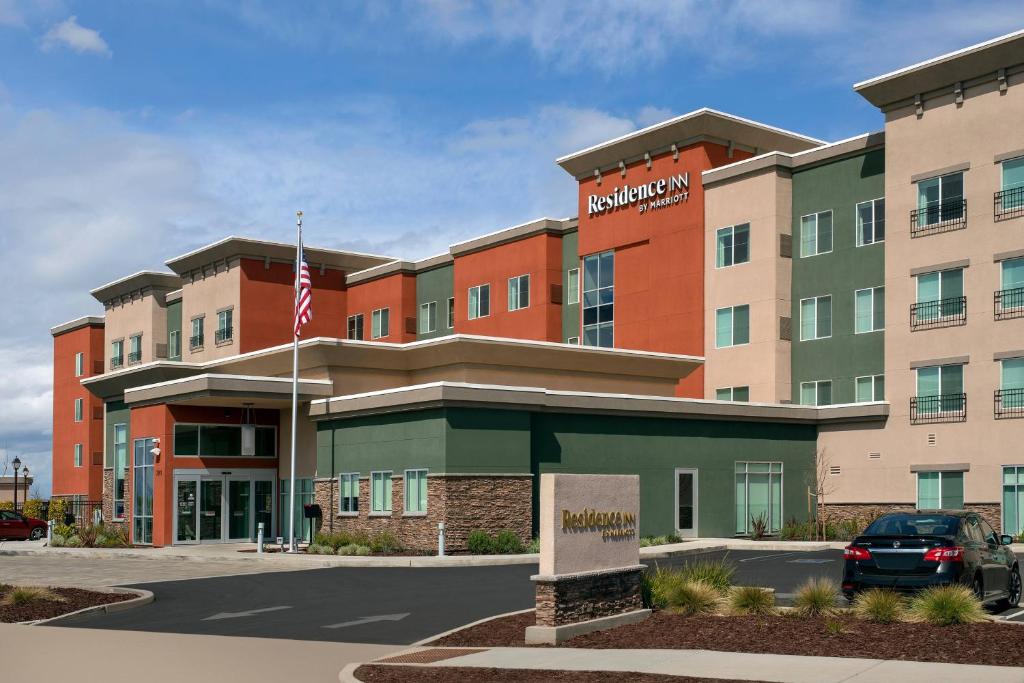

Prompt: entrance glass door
xmin=254 ymin=480 xmax=273 ymax=539
xmin=228 ymin=480 xmax=251 ymax=540
xmin=675 ymin=468 xmax=698 ymax=538
xmin=175 ymin=479 xmax=199 ymax=543
xmin=199 ymin=479 xmax=223 ymax=541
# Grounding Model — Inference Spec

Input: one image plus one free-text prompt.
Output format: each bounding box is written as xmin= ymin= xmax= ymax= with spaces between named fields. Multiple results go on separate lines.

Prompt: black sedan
xmin=842 ymin=510 xmax=1021 ymax=609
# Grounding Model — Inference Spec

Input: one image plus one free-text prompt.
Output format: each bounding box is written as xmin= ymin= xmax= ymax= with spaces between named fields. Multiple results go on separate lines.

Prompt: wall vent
xmin=927 ymin=433 xmax=937 ymax=446
xmin=869 ymin=452 xmax=881 ymax=459
xmin=779 ymin=234 xmax=793 ymax=259
xmin=829 ymin=465 xmax=841 ymax=476
xmin=779 ymin=316 xmax=792 ymax=341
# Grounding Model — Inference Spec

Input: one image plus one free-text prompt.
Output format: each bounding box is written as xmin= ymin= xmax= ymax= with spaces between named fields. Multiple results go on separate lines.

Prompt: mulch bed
xmin=0 ymin=586 xmax=132 ymax=623
xmin=432 ymin=610 xmax=1024 ymax=667
xmin=354 ymin=665 xmax=765 ymax=682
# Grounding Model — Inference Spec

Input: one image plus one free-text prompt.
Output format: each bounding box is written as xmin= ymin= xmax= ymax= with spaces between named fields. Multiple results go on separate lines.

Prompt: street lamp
xmin=11 ymin=456 xmax=21 ymax=511
xmin=22 ymin=466 xmax=29 ymax=502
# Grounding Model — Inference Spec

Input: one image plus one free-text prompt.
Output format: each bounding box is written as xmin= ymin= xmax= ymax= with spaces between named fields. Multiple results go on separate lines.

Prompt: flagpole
xmin=288 ymin=210 xmax=303 ymax=552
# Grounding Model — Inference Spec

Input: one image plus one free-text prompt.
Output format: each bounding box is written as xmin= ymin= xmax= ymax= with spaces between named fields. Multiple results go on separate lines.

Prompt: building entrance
xmin=174 ymin=470 xmax=275 ymax=544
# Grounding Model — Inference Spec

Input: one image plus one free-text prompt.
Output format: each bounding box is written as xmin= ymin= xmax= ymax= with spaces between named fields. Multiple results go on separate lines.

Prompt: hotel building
xmin=50 ymin=31 xmax=1024 ymax=549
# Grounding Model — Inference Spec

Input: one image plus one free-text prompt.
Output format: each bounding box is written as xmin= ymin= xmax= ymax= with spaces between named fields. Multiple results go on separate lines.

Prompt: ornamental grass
xmin=3 ymin=586 xmax=65 ymax=606
xmin=791 ymin=577 xmax=839 ymax=617
xmin=727 ymin=585 xmax=776 ymax=616
xmin=907 ymin=585 xmax=987 ymax=626
xmin=663 ymin=580 xmax=722 ymax=617
xmin=852 ymin=588 xmax=905 ymax=624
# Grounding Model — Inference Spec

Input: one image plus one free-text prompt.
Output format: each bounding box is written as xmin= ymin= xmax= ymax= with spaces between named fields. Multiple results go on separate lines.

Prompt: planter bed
xmin=431 ymin=610 xmax=1024 ymax=667
xmin=354 ymin=665 xmax=763 ymax=683
xmin=0 ymin=586 xmax=132 ymax=623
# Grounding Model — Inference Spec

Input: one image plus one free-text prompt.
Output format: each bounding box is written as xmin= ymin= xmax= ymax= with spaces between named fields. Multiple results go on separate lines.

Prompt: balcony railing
xmin=995 ymin=389 xmax=1024 ymax=419
xmin=995 ymin=287 xmax=1024 ymax=321
xmin=911 ymin=393 xmax=967 ymax=424
xmin=910 ymin=296 xmax=967 ymax=330
xmin=189 ymin=333 xmax=204 ymax=350
xmin=110 ymin=356 xmax=124 ymax=369
xmin=995 ymin=186 xmax=1024 ymax=222
xmin=911 ymin=199 xmax=967 ymax=237
xmin=215 ymin=327 xmax=233 ymax=344
xmin=127 ymin=351 xmax=142 ymax=364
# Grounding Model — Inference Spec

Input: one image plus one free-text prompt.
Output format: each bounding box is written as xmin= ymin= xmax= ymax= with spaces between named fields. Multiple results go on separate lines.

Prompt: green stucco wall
xmin=104 ymin=400 xmax=129 ymax=468
xmin=167 ymin=300 xmax=182 ymax=361
xmin=415 ymin=264 xmax=454 ymax=340
xmin=561 ymin=230 xmax=580 ymax=342
xmin=317 ymin=409 xmax=448 ymax=477
xmin=791 ymin=148 xmax=885 ymax=404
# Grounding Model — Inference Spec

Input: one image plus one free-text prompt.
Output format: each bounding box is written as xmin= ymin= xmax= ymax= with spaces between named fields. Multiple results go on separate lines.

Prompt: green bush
xmin=336 ymin=544 xmax=357 ymax=556
xmin=853 ymin=589 xmax=905 ymax=624
xmin=64 ymin=535 xmax=83 ymax=548
xmin=314 ymin=531 xmax=355 ymax=550
xmin=22 ymin=499 xmax=45 ymax=520
xmin=792 ymin=577 xmax=839 ymax=617
xmin=47 ymin=498 xmax=69 ymax=522
xmin=663 ymin=580 xmax=721 ymax=616
xmin=466 ymin=530 xmax=494 ymax=554
xmin=493 ymin=530 xmax=524 ymax=554
xmin=96 ymin=525 xmax=128 ymax=548
xmin=306 ymin=544 xmax=333 ymax=555
xmin=907 ymin=585 xmax=986 ymax=626
xmin=53 ymin=523 xmax=76 ymax=538
xmin=749 ymin=512 xmax=769 ymax=540
xmin=780 ymin=518 xmax=812 ymax=541
xmin=50 ymin=534 xmax=66 ymax=547
xmin=0 ymin=501 xmax=12 ymax=511
xmin=727 ymin=586 xmax=775 ymax=615
xmin=369 ymin=530 xmax=402 ymax=554
xmin=646 ymin=565 xmax=686 ymax=608
xmin=77 ymin=524 xmax=100 ymax=547
xmin=526 ymin=537 xmax=540 ymax=553
xmin=676 ymin=559 xmax=735 ymax=593
xmin=354 ymin=545 xmax=371 ymax=556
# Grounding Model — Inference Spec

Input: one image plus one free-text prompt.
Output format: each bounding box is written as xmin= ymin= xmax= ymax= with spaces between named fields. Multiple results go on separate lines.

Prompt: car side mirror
xmin=1001 ymin=534 xmax=1014 ymax=546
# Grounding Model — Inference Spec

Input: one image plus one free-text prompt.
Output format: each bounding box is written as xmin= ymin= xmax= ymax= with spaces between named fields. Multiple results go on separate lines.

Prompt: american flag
xmin=294 ymin=251 xmax=313 ymax=336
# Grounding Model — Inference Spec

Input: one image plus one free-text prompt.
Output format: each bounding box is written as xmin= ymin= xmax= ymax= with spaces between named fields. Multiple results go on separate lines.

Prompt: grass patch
xmin=792 ymin=577 xmax=839 ymax=617
xmin=852 ymin=589 xmax=905 ymax=624
xmin=727 ymin=585 xmax=775 ymax=615
xmin=907 ymin=585 xmax=987 ymax=626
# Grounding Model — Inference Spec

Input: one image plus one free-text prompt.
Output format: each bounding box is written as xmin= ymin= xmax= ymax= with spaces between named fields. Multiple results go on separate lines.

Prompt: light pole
xmin=11 ymin=456 xmax=21 ymax=512
xmin=22 ymin=466 xmax=29 ymax=503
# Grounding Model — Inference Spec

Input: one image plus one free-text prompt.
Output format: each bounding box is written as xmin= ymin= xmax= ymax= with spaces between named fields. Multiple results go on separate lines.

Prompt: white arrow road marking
xmin=203 ymin=606 xmax=293 ymax=621
xmin=322 ymin=613 xmax=410 ymax=629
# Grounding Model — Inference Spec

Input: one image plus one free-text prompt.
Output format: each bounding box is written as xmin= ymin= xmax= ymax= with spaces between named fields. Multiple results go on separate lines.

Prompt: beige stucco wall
xmin=180 ymin=259 xmax=241 ymax=363
xmin=103 ymin=293 xmax=170 ymax=371
xmin=821 ymin=73 xmax=1024 ymax=509
xmin=704 ymin=168 xmax=792 ymax=402
xmin=278 ymin=412 xmax=318 ymax=479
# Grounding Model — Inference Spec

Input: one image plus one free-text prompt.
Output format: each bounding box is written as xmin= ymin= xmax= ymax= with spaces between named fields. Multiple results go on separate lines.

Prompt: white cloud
xmin=0 ymin=0 xmax=25 ymax=27
xmin=40 ymin=15 xmax=111 ymax=56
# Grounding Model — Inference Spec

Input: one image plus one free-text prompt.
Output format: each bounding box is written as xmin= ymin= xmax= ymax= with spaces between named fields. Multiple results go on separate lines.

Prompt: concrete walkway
xmin=364 ymin=647 xmax=1024 ymax=682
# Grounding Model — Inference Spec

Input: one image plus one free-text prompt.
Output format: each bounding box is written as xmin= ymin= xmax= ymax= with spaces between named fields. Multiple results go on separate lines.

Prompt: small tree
xmin=806 ymin=447 xmax=838 ymax=541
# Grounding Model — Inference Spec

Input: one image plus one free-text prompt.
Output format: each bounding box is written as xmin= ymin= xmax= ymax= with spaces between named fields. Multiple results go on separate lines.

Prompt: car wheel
xmin=997 ymin=566 xmax=1022 ymax=610
xmin=30 ymin=527 xmax=44 ymax=541
xmin=972 ymin=574 xmax=984 ymax=602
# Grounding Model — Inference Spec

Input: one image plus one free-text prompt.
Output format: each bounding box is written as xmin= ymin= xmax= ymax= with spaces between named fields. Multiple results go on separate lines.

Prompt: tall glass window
xmin=716 ymin=223 xmax=750 ymax=267
xmin=715 ymin=305 xmax=750 ymax=347
xmin=799 ymin=295 xmax=832 ymax=340
xmin=800 ymin=210 xmax=833 ymax=257
xmin=371 ymin=471 xmax=393 ymax=513
xmin=582 ymin=251 xmax=614 ymax=348
xmin=404 ymin=469 xmax=428 ymax=513
xmin=419 ymin=301 xmax=437 ymax=334
xmin=216 ymin=308 xmax=233 ymax=342
xmin=1000 ymin=258 xmax=1024 ymax=313
xmin=113 ymin=423 xmax=127 ymax=519
xmin=74 ymin=443 xmax=83 ymax=468
xmin=133 ymin=437 xmax=155 ymax=544
xmin=74 ymin=398 xmax=83 ymax=422
xmin=447 ymin=297 xmax=455 ymax=328
xmin=338 ymin=473 xmax=359 ymax=514
xmin=74 ymin=352 xmax=84 ymax=377
xmin=1001 ymin=358 xmax=1024 ymax=409
xmin=111 ymin=339 xmax=124 ymax=367
xmin=917 ymin=172 xmax=964 ymax=225
xmin=856 ymin=197 xmax=885 ymax=246
xmin=567 ymin=268 xmax=580 ymax=305
xmin=854 ymin=287 xmax=885 ymax=333
xmin=917 ymin=471 xmax=963 ymax=510
xmin=735 ymin=462 xmax=783 ymax=535
xmin=1003 ymin=466 xmax=1024 ymax=536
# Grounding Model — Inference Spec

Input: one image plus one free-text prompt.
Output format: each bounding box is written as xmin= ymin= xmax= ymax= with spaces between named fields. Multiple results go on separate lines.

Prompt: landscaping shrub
xmin=493 ymin=530 xmax=524 ymax=554
xmin=852 ymin=588 xmax=905 ymax=624
xmin=47 ymin=498 xmax=69 ymax=522
xmin=306 ymin=544 xmax=333 ymax=555
xmin=823 ymin=618 xmax=846 ymax=636
xmin=53 ymin=523 xmax=76 ymax=538
xmin=369 ymin=530 xmax=402 ymax=554
xmin=526 ymin=537 xmax=540 ymax=553
xmin=836 ymin=518 xmax=864 ymax=542
xmin=50 ymin=535 xmax=66 ymax=548
xmin=354 ymin=545 xmax=371 ymax=556
xmin=336 ymin=544 xmax=358 ymax=556
xmin=676 ymin=558 xmax=735 ymax=593
xmin=466 ymin=530 xmax=494 ymax=554
xmin=779 ymin=518 xmax=811 ymax=541
xmin=663 ymin=580 xmax=721 ymax=616
xmin=3 ymin=586 xmax=64 ymax=606
xmin=22 ymin=499 xmax=45 ymax=520
xmin=907 ymin=585 xmax=986 ymax=626
xmin=646 ymin=565 xmax=684 ymax=609
xmin=727 ymin=586 xmax=775 ymax=615
xmin=64 ymin=535 xmax=83 ymax=548
xmin=314 ymin=531 xmax=355 ymax=551
xmin=0 ymin=501 xmax=12 ymax=511
xmin=749 ymin=512 xmax=769 ymax=540
xmin=96 ymin=525 xmax=128 ymax=548
xmin=639 ymin=535 xmax=668 ymax=547
xmin=792 ymin=577 xmax=839 ymax=617
xmin=76 ymin=524 xmax=100 ymax=548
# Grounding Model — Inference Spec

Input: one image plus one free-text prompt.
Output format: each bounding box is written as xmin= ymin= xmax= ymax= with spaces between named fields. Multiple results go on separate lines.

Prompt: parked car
xmin=843 ymin=510 xmax=1021 ymax=609
xmin=0 ymin=510 xmax=47 ymax=540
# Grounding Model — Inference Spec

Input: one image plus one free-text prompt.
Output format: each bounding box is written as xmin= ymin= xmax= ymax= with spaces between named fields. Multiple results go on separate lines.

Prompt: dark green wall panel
xmin=415 ymin=264 xmax=454 ymax=340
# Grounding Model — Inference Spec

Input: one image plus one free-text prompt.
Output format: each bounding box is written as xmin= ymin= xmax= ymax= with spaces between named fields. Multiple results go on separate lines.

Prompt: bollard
xmin=257 ymin=522 xmax=265 ymax=554
xmin=47 ymin=519 xmax=53 ymax=545
xmin=438 ymin=522 xmax=445 ymax=557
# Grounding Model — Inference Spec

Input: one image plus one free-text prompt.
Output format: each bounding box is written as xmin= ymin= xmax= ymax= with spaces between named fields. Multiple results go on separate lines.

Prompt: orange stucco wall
xmin=51 ymin=324 xmax=105 ymax=500
xmin=239 ymin=258 xmax=348 ymax=352
xmin=345 ymin=273 xmax=418 ymax=342
xmin=453 ymin=233 xmax=563 ymax=341
xmin=575 ymin=141 xmax=751 ymax=396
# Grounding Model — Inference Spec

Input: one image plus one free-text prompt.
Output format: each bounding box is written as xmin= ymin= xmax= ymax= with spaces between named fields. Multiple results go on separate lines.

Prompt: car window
xmin=965 ymin=518 xmax=985 ymax=544
xmin=978 ymin=518 xmax=999 ymax=545
xmin=0 ymin=510 xmax=17 ymax=520
xmin=864 ymin=514 xmax=959 ymax=536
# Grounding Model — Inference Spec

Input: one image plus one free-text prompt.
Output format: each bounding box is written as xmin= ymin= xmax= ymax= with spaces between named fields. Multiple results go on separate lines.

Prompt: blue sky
xmin=1 ymin=0 xmax=1022 ymax=496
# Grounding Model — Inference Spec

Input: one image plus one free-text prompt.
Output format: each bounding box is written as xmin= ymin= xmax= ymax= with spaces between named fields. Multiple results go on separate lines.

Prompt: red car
xmin=0 ymin=510 xmax=47 ymax=540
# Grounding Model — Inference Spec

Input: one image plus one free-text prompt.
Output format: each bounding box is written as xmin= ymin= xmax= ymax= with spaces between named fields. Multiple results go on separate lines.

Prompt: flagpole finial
xmin=296 ymin=210 xmax=303 ymax=225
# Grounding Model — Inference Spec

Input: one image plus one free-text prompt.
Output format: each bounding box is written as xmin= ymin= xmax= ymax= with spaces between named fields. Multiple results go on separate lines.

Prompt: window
xmin=715 ymin=305 xmax=749 ymax=348
xmin=1000 ymin=157 xmax=1024 ymax=217
xmin=404 ymin=469 xmax=428 ymax=513
xmin=917 ymin=471 xmax=964 ymax=510
xmin=855 ymin=374 xmax=885 ymax=402
xmin=371 ymin=308 xmax=390 ymax=339
xmin=447 ymin=297 xmax=455 ymax=328
xmin=338 ymin=473 xmax=359 ymax=514
xmin=735 ymin=462 xmax=783 ymax=535
xmin=168 ymin=330 xmax=181 ymax=360
xmin=508 ymin=274 xmax=530 ymax=311
xmin=915 ymin=268 xmax=964 ymax=320
xmin=419 ymin=301 xmax=437 ymax=334
xmin=216 ymin=309 xmax=233 ymax=343
xmin=133 ymin=438 xmax=156 ymax=544
xmin=567 ymin=268 xmax=580 ymax=304
xmin=582 ymin=251 xmax=614 ymax=348
xmin=800 ymin=380 xmax=832 ymax=406
xmin=111 ymin=339 xmax=124 ymax=368
xmin=799 ymin=295 xmax=832 ymax=340
xmin=1003 ymin=466 xmax=1024 ymax=536
xmin=73 ymin=397 xmax=83 ymax=422
xmin=74 ymin=352 xmax=84 ymax=377
xmin=716 ymin=386 xmax=750 ymax=402
xmin=856 ymin=198 xmax=885 ymax=246
xmin=371 ymin=471 xmax=392 ymax=513
xmin=855 ymin=287 xmax=885 ymax=333
xmin=999 ymin=358 xmax=1024 ymax=413
xmin=917 ymin=172 xmax=964 ymax=226
xmin=347 ymin=313 xmax=364 ymax=340
xmin=173 ymin=423 xmax=276 ymax=457
xmin=128 ymin=334 xmax=142 ymax=363
xmin=800 ymin=210 xmax=833 ymax=257
xmin=716 ymin=223 xmax=750 ymax=267
xmin=567 ymin=336 xmax=580 ymax=345
xmin=113 ymin=423 xmax=127 ymax=519
xmin=74 ymin=443 xmax=82 ymax=468
xmin=190 ymin=317 xmax=204 ymax=350
xmin=998 ymin=258 xmax=1024 ymax=316
xmin=915 ymin=364 xmax=964 ymax=416
xmin=468 ymin=284 xmax=490 ymax=320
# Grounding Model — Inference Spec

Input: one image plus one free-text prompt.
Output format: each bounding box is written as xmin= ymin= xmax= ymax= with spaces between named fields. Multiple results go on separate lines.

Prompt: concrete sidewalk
xmin=360 ymin=647 xmax=1024 ymax=682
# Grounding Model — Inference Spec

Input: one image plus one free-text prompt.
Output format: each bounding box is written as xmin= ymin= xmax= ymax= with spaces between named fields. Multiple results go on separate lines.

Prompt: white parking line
xmin=738 ymin=552 xmax=799 ymax=563
xmin=1001 ymin=608 xmax=1024 ymax=621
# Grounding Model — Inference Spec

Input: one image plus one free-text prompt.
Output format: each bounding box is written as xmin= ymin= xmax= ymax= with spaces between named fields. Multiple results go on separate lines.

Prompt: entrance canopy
xmin=123 ymin=373 xmax=334 ymax=407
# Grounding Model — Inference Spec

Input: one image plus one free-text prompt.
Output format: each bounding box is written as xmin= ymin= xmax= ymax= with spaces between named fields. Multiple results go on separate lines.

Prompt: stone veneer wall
xmin=535 ymin=568 xmax=643 ymax=627
xmin=100 ymin=467 xmax=130 ymax=534
xmin=823 ymin=503 xmax=1003 ymax=533
xmin=313 ymin=475 xmax=532 ymax=553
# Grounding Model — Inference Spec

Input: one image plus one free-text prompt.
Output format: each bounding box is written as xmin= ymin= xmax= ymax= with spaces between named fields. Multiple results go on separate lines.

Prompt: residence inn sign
xmin=587 ymin=172 xmax=690 ymax=217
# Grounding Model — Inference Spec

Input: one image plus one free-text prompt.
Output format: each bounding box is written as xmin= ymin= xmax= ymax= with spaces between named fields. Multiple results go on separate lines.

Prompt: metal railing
xmin=995 ymin=287 xmax=1024 ymax=321
xmin=910 ymin=296 xmax=967 ymax=330
xmin=911 ymin=393 xmax=967 ymax=424
xmin=127 ymin=351 xmax=142 ymax=364
xmin=995 ymin=388 xmax=1024 ymax=419
xmin=215 ymin=327 xmax=233 ymax=343
xmin=110 ymin=355 xmax=123 ymax=369
xmin=911 ymin=199 xmax=967 ymax=237
xmin=995 ymin=186 xmax=1024 ymax=222
xmin=189 ymin=333 xmax=204 ymax=350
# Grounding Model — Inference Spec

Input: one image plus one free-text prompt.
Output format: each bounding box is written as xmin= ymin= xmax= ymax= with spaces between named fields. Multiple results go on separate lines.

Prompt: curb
xmin=20 ymin=586 xmax=153 ymax=625
xmin=412 ymin=607 xmax=536 ymax=646
xmin=338 ymin=662 xmax=362 ymax=683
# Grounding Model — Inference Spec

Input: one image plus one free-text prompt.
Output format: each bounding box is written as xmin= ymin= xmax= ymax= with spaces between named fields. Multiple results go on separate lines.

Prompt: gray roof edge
xmin=89 ymin=271 xmax=183 ymax=303
xmin=51 ymin=315 xmax=105 ymax=336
